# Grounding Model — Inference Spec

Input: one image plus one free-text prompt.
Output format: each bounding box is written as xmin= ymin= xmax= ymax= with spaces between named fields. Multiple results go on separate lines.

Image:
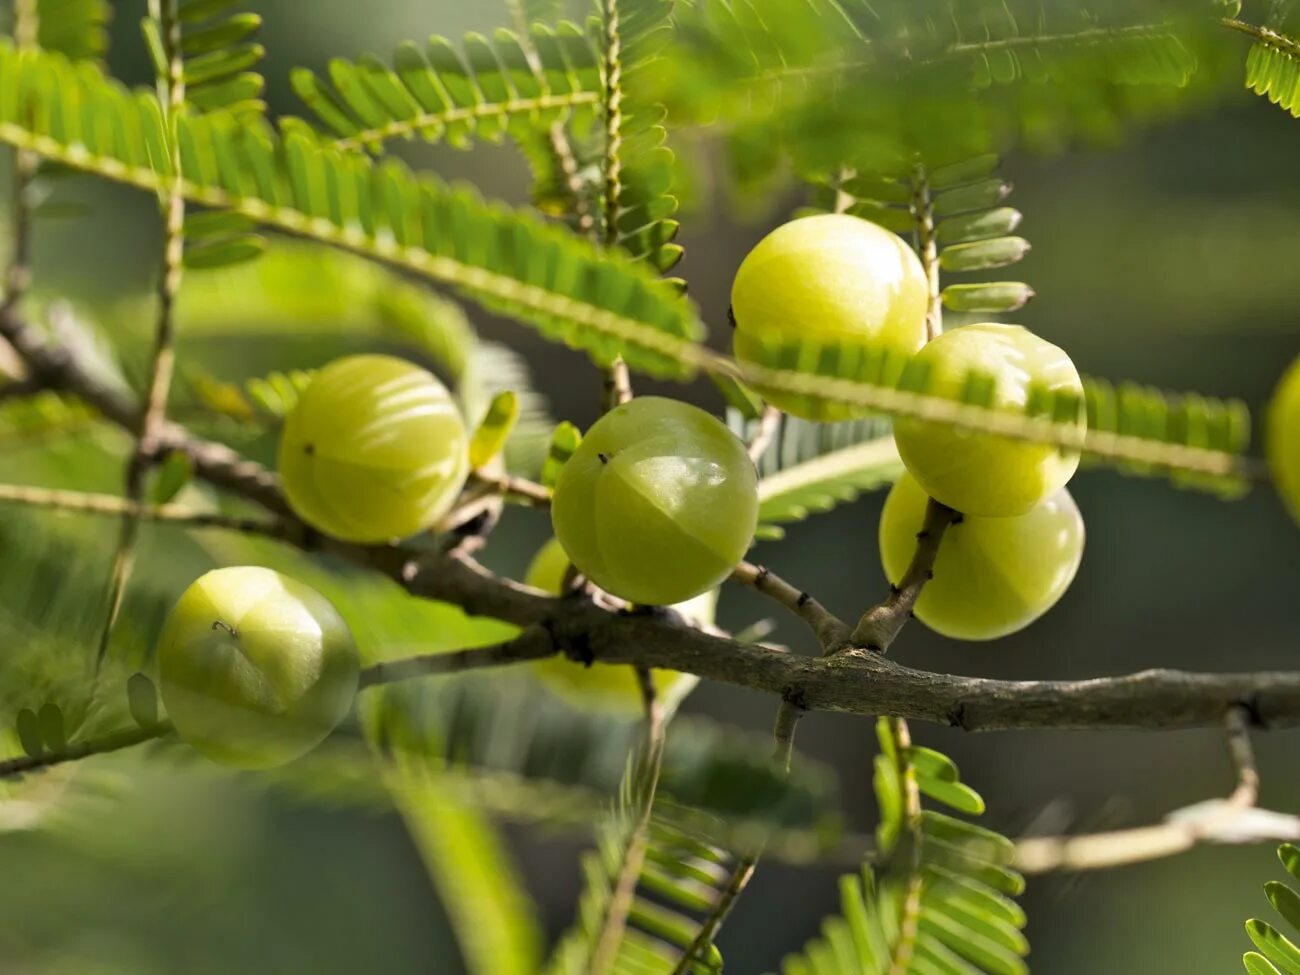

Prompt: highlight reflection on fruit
xmin=157 ymin=566 xmax=360 ymax=769
xmin=892 ymin=323 xmax=1084 ymax=516
xmin=731 ymin=213 xmax=929 ymax=420
xmin=278 ymin=354 xmax=469 ymax=543
xmin=551 ymin=396 xmax=758 ymax=606
xmin=879 ymin=472 xmax=1084 ymax=641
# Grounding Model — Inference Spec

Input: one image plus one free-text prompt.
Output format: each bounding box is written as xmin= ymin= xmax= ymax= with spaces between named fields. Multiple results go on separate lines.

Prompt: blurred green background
xmin=2 ymin=1 xmax=1299 ymax=972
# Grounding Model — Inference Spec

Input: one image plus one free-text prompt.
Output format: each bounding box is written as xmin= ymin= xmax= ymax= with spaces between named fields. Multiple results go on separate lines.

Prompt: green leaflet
xmin=389 ymin=764 xmax=545 ymax=975
xmin=291 ymin=24 xmax=601 ymax=151
xmin=728 ymin=410 xmax=903 ymax=540
xmin=1242 ymin=846 xmax=1300 ymax=974
xmin=545 ymin=817 xmax=729 ymax=975
xmin=775 ymin=721 xmax=1028 ymax=975
xmin=0 ymin=42 xmax=705 ymax=379
xmin=1245 ymin=29 xmax=1300 ymax=118
xmin=36 ymin=0 xmax=111 ymax=62
xmin=737 ymin=329 xmax=1255 ymax=497
xmin=658 ymin=0 xmax=1214 ymax=185
xmin=468 ymin=390 xmax=520 ymax=469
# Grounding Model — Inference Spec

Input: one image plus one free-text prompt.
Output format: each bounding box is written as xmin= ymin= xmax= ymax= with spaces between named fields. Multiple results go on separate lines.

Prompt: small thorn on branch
xmin=731 ymin=560 xmax=849 ymax=650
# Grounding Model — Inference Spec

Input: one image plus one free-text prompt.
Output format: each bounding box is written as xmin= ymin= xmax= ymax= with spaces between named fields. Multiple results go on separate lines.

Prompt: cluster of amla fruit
xmin=154 ymin=215 xmax=1300 ymax=768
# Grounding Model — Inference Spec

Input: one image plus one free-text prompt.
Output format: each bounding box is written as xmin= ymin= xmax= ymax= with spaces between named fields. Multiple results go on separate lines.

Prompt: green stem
xmin=96 ymin=0 xmax=188 ymax=669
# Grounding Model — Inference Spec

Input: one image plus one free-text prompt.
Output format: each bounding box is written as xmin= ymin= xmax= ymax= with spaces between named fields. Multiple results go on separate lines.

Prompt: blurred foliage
xmin=0 ymin=0 xmax=1298 ymax=972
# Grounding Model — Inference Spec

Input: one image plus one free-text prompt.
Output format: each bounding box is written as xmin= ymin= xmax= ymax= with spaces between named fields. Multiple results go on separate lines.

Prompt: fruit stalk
xmin=851 ymin=497 xmax=956 ymax=651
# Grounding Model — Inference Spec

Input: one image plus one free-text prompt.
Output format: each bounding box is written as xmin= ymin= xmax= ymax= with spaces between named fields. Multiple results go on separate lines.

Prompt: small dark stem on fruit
xmin=597 ymin=452 xmax=610 ymax=465
xmin=211 ymin=620 xmax=237 ymax=637
xmin=850 ymin=498 xmax=954 ymax=653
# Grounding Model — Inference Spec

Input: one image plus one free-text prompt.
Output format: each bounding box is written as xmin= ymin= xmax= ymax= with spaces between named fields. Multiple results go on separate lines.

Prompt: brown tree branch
xmin=4 ymin=306 xmax=1300 ymax=734
xmin=0 ymin=722 xmax=174 ymax=779
xmin=0 ymin=305 xmax=288 ymax=514
xmin=1013 ymin=705 xmax=1286 ymax=873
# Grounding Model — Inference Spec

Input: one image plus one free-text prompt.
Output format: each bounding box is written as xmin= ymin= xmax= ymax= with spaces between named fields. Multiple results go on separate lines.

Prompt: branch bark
xmin=5 ymin=309 xmax=1300 ymax=734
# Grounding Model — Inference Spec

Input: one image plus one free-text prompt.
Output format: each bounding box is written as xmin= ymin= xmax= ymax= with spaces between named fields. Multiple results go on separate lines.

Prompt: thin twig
xmin=599 ymin=0 xmax=623 ymax=249
xmin=885 ymin=716 xmax=924 ymax=975
xmin=0 ymin=482 xmax=293 ymax=537
xmin=732 ymin=559 xmax=850 ymax=650
xmin=467 ymin=469 xmax=553 ymax=506
xmin=0 ymin=722 xmax=174 ymax=779
xmin=3 ymin=297 xmax=1299 ymax=734
xmin=909 ymin=163 xmax=942 ymax=343
xmin=95 ymin=0 xmax=188 ymax=668
xmin=669 ymin=697 xmax=805 ymax=975
xmin=588 ymin=665 xmax=667 ymax=975
xmin=505 ymin=0 xmax=596 ymax=236
xmin=1014 ymin=705 xmax=1278 ymax=873
xmin=850 ymin=498 xmax=955 ymax=651
xmin=745 ymin=405 xmax=781 ymax=464
xmin=358 ymin=626 xmax=557 ymax=688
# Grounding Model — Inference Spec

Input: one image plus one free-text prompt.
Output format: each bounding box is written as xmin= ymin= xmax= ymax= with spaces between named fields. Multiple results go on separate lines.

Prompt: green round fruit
xmin=879 ymin=472 xmax=1084 ymax=641
xmin=731 ymin=213 xmax=928 ymax=421
xmin=1267 ymin=355 xmax=1300 ymax=525
xmin=892 ymin=323 xmax=1083 ymax=516
xmin=279 ymin=354 xmax=469 ymax=543
xmin=524 ymin=538 xmax=708 ymax=713
xmin=158 ymin=566 xmax=360 ymax=769
xmin=551 ymin=397 xmax=758 ymax=605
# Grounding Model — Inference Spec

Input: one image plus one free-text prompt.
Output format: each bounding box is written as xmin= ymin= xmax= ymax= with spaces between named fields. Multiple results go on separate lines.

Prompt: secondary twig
xmin=5 ymin=304 xmax=1300 ymax=733
xmin=95 ymin=0 xmax=189 ymax=669
xmin=732 ymin=559 xmax=850 ymax=649
xmin=745 ymin=405 xmax=781 ymax=464
xmin=909 ymin=163 xmax=942 ymax=343
xmin=358 ymin=626 xmax=557 ymax=688
xmin=1014 ymin=705 xmax=1278 ymax=873
xmin=0 ymin=722 xmax=174 ymax=779
xmin=850 ymin=498 xmax=955 ymax=652
xmin=885 ymin=716 xmax=924 ymax=975
xmin=588 ymin=665 xmax=667 ymax=975
xmin=669 ymin=696 xmax=805 ymax=975
xmin=505 ymin=0 xmax=596 ymax=237
xmin=467 ymin=469 xmax=553 ymax=506
xmin=0 ymin=482 xmax=293 ymax=538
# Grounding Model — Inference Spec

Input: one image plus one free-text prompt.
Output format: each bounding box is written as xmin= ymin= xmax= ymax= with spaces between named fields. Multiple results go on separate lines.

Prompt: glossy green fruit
xmin=551 ymin=397 xmax=758 ymax=605
xmin=731 ymin=213 xmax=928 ymax=421
xmin=892 ymin=323 xmax=1084 ymax=516
xmin=158 ymin=567 xmax=359 ymax=769
xmin=524 ymin=538 xmax=709 ymax=713
xmin=1267 ymin=355 xmax=1300 ymax=525
xmin=279 ymin=354 xmax=469 ymax=543
xmin=879 ymin=472 xmax=1084 ymax=641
